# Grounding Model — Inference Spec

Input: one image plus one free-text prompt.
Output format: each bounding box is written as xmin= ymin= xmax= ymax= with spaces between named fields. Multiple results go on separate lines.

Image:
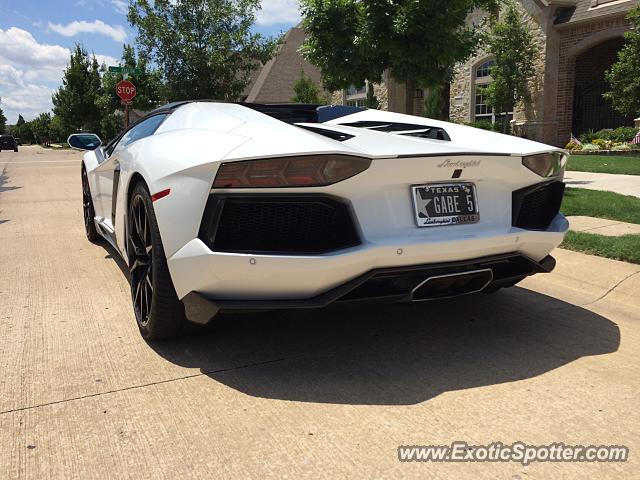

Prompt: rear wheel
xmin=81 ymin=166 xmax=101 ymax=242
xmin=128 ymin=182 xmax=186 ymax=339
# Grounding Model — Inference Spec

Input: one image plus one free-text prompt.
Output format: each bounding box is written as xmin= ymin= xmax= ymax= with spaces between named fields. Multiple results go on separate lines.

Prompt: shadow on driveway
xmin=146 ymin=286 xmax=619 ymax=406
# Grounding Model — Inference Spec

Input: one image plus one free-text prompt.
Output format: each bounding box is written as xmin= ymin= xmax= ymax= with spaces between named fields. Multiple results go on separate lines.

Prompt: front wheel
xmin=127 ymin=182 xmax=187 ymax=339
xmin=82 ymin=166 xmax=101 ymax=242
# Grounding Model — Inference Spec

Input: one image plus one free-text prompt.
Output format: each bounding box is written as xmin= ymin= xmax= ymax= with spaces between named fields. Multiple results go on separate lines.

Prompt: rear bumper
xmin=181 ymin=252 xmax=556 ymax=325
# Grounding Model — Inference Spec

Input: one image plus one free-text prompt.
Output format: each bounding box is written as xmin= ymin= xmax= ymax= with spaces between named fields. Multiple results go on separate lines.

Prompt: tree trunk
xmin=405 ymin=76 xmax=415 ymax=116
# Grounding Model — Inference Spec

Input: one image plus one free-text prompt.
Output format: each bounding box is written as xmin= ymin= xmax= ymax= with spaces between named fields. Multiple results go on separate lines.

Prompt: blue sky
xmin=0 ymin=0 xmax=300 ymax=122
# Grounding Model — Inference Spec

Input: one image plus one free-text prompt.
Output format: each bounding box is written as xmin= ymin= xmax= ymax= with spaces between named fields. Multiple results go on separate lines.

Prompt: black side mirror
xmin=67 ymin=133 xmax=102 ymax=151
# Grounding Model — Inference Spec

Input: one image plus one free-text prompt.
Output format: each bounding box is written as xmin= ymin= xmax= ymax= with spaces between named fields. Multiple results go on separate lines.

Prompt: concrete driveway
xmin=1 ymin=146 xmax=639 ymax=479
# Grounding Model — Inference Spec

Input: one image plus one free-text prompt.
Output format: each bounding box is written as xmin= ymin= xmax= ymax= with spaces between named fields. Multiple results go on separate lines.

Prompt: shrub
xmin=464 ymin=120 xmax=512 ymax=135
xmin=612 ymin=126 xmax=640 ymax=143
xmin=579 ymin=130 xmax=598 ymax=143
xmin=565 ymin=142 xmax=582 ymax=151
xmin=581 ymin=143 xmax=600 ymax=151
xmin=579 ymin=127 xmax=639 ymax=144
xmin=612 ymin=143 xmax=632 ymax=151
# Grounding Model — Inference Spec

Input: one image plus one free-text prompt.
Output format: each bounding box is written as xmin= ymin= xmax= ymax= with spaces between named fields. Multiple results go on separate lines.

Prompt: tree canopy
xmin=128 ymin=0 xmax=278 ymax=101
xmin=52 ymin=44 xmax=103 ymax=133
xmin=605 ymin=5 xmax=640 ymax=118
xmin=300 ymin=0 xmax=500 ymax=113
xmin=291 ymin=72 xmax=323 ymax=103
xmin=0 ymin=98 xmax=7 ymax=134
xmin=485 ymin=0 xmax=539 ymax=131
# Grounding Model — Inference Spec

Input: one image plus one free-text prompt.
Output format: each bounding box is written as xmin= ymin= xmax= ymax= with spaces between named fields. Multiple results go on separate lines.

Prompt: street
xmin=0 ymin=146 xmax=639 ymax=479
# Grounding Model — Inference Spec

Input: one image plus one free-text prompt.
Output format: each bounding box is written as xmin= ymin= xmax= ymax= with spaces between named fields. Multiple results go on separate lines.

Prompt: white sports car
xmin=69 ymin=102 xmax=569 ymax=339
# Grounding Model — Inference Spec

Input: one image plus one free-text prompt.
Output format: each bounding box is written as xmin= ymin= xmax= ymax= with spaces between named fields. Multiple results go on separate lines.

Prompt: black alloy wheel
xmin=81 ymin=166 xmax=101 ymax=241
xmin=128 ymin=192 xmax=154 ymax=326
xmin=127 ymin=182 xmax=187 ymax=339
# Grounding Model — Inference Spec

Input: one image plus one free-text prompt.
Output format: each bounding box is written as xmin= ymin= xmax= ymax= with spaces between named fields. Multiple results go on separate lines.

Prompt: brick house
xmin=241 ymin=26 xmax=325 ymax=103
xmin=447 ymin=0 xmax=638 ymax=147
xmin=252 ymin=2 xmax=637 ymax=147
xmin=331 ymin=0 xmax=637 ymax=147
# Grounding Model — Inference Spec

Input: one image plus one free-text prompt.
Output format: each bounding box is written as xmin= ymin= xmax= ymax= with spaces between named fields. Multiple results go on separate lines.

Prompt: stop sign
xmin=116 ymin=80 xmax=136 ymax=102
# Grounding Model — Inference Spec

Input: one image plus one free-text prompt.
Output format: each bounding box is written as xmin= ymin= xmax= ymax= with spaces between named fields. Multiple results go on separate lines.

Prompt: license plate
xmin=412 ymin=182 xmax=479 ymax=227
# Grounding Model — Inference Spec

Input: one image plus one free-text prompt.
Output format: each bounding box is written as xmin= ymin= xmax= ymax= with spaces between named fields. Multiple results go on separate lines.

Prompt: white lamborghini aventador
xmin=68 ymin=102 xmax=569 ymax=339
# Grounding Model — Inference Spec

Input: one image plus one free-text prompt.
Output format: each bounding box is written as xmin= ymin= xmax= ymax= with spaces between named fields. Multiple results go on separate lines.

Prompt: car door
xmin=94 ymin=114 xmax=170 ymax=231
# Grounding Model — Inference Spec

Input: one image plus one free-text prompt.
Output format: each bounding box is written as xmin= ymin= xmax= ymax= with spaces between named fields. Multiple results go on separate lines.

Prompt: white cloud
xmin=0 ymin=27 xmax=118 ymax=122
xmin=256 ymin=0 xmax=301 ymax=26
xmin=48 ymin=20 xmax=127 ymax=42
xmin=0 ymin=27 xmax=70 ymax=70
xmin=95 ymin=53 xmax=119 ymax=68
xmin=112 ymin=0 xmax=128 ymax=15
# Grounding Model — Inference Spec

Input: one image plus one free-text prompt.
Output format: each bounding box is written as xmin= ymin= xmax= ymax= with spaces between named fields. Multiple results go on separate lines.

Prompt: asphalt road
xmin=1 ymin=146 xmax=639 ymax=479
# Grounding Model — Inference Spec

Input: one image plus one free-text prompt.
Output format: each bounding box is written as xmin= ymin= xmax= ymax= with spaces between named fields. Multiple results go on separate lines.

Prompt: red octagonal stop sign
xmin=116 ymin=80 xmax=136 ymax=102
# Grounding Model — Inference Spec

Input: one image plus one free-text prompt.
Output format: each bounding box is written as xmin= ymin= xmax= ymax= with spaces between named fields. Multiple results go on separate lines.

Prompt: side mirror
xmin=67 ymin=133 xmax=102 ymax=151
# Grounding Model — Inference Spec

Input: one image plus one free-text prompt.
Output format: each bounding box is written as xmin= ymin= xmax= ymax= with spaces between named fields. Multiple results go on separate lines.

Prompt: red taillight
xmin=212 ymin=155 xmax=371 ymax=188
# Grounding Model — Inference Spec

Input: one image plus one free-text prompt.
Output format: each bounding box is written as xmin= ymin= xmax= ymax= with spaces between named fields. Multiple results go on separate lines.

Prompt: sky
xmin=0 ymin=0 xmax=300 ymax=123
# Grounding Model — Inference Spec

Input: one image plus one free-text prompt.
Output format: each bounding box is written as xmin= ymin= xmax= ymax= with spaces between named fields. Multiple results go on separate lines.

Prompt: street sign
xmin=108 ymin=66 xmax=142 ymax=75
xmin=116 ymin=80 xmax=137 ymax=102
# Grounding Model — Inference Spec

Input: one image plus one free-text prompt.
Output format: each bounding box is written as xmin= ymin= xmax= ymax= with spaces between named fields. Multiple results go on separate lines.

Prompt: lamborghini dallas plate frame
xmin=411 ymin=182 xmax=480 ymax=228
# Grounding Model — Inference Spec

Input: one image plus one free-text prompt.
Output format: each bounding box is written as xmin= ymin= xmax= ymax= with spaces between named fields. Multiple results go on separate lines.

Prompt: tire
xmin=81 ymin=166 xmax=102 ymax=242
xmin=127 ymin=182 xmax=187 ymax=339
xmin=14 ymin=148 xmax=18 ymax=152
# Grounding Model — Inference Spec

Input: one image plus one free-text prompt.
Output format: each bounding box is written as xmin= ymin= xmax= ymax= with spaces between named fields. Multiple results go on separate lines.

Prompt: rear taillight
xmin=213 ymin=155 xmax=371 ymax=188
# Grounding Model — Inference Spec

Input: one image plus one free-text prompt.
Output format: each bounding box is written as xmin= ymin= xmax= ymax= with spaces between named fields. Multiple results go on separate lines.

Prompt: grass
xmin=561 ymin=188 xmax=640 ymax=224
xmin=561 ymin=231 xmax=640 ymax=265
xmin=567 ymin=154 xmax=640 ymax=175
xmin=560 ymin=188 xmax=640 ymax=264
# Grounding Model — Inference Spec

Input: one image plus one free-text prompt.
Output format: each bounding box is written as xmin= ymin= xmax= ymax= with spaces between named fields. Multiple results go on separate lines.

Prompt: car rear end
xmin=0 ymin=135 xmax=18 ymax=152
xmin=150 ymin=104 xmax=568 ymax=323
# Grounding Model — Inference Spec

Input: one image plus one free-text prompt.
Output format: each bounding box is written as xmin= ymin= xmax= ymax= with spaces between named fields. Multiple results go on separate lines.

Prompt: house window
xmin=346 ymin=98 xmax=367 ymax=108
xmin=472 ymin=58 xmax=512 ymax=123
xmin=476 ymin=60 xmax=495 ymax=79
xmin=474 ymin=85 xmax=492 ymax=119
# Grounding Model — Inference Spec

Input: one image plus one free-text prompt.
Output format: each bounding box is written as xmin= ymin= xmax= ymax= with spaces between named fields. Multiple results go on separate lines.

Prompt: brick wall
xmin=556 ymin=16 xmax=631 ymax=146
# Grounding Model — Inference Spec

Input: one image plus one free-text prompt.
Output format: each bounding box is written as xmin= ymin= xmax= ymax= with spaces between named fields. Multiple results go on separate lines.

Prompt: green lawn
xmin=561 ymin=188 xmax=640 ymax=224
xmin=560 ymin=188 xmax=640 ymax=264
xmin=561 ymin=231 xmax=640 ymax=265
xmin=567 ymin=154 xmax=640 ymax=175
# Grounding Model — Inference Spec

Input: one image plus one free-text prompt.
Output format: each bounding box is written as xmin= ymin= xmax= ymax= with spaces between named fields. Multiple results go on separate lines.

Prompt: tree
xmin=49 ymin=116 xmax=66 ymax=143
xmin=485 ymin=1 xmax=538 ymax=133
xmin=0 ymin=98 xmax=7 ymax=134
xmin=300 ymin=0 xmax=500 ymax=115
xmin=97 ymin=44 xmax=163 ymax=141
xmin=128 ymin=0 xmax=278 ymax=101
xmin=291 ymin=71 xmax=323 ymax=103
xmin=424 ymin=83 xmax=450 ymax=120
xmin=31 ymin=113 xmax=52 ymax=146
xmin=365 ymin=84 xmax=379 ymax=109
xmin=604 ymin=5 xmax=640 ymax=118
xmin=52 ymin=44 xmax=103 ymax=135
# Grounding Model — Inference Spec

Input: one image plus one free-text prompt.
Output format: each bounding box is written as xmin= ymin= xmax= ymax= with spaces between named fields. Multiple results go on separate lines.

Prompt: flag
xmin=632 ymin=130 xmax=640 ymax=145
xmin=569 ymin=133 xmax=581 ymax=145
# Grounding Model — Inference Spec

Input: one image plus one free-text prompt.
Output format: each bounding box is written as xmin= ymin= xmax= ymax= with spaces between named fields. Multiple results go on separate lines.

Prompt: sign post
xmin=115 ymin=80 xmax=137 ymax=128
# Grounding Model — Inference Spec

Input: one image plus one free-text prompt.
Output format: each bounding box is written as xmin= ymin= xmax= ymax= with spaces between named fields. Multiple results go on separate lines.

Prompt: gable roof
xmin=554 ymin=0 xmax=637 ymax=26
xmin=245 ymin=26 xmax=324 ymax=103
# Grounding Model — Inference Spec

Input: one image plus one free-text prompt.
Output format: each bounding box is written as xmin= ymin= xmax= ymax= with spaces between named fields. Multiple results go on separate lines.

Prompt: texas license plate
xmin=412 ymin=183 xmax=479 ymax=227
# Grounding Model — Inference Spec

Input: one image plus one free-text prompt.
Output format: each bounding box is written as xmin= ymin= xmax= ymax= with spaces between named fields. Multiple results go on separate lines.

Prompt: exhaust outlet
xmin=411 ymin=269 xmax=493 ymax=301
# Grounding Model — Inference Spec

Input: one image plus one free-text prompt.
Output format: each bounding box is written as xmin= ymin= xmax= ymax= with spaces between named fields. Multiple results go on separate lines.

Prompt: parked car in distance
xmin=0 ymin=135 xmax=19 ymax=152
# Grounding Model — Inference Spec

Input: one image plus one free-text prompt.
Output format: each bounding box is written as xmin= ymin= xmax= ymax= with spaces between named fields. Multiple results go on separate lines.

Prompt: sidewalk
xmin=567 ymin=216 xmax=640 ymax=236
xmin=564 ymin=171 xmax=640 ymax=198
